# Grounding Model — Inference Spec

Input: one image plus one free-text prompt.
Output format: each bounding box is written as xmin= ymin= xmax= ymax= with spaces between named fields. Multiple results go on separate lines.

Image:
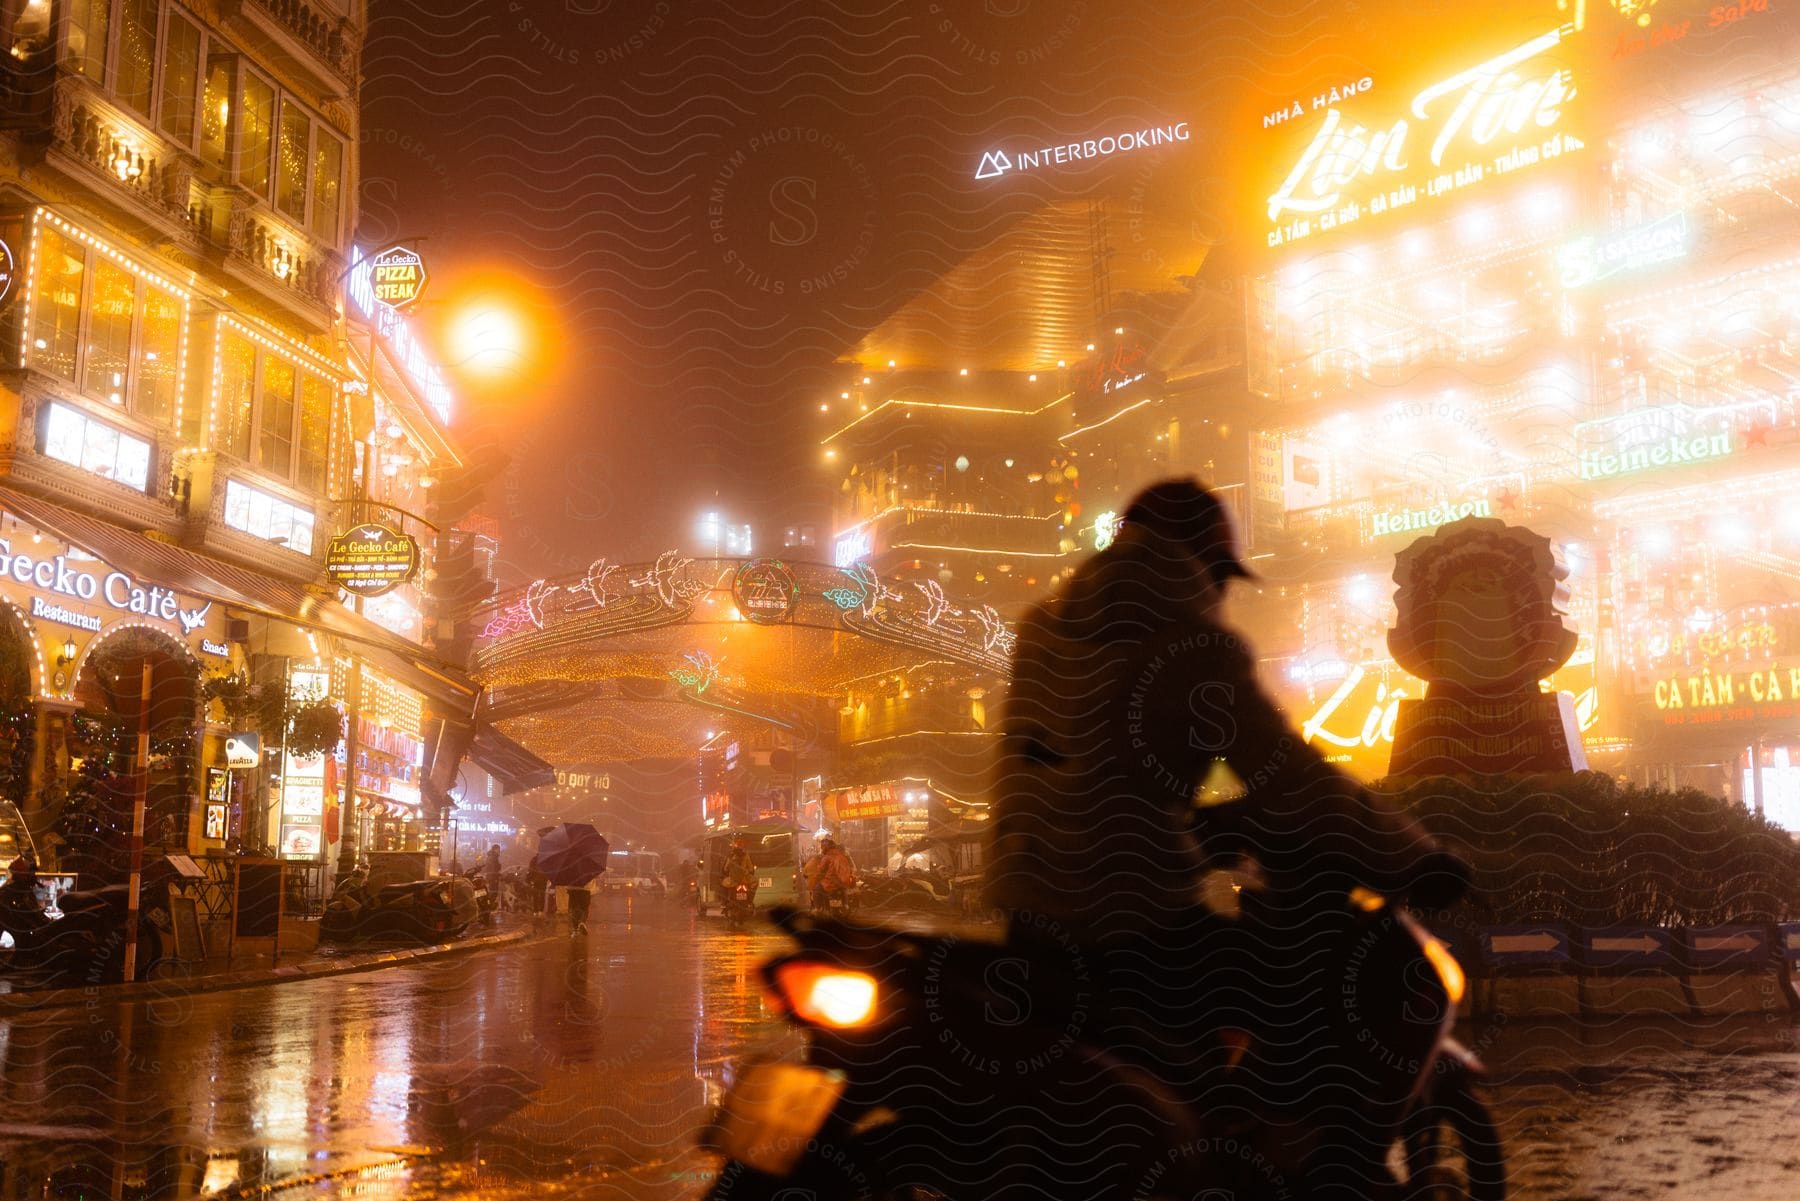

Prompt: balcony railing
xmin=49 ymin=82 xmax=200 ymax=229
xmin=247 ymin=0 xmax=356 ymax=79
xmin=224 ymin=198 xmax=343 ymax=314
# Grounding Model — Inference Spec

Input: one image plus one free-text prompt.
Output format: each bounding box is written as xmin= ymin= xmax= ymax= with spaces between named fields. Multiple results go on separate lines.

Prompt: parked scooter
xmin=321 ymin=877 xmax=478 ymax=944
xmin=700 ymin=896 xmax=1503 ymax=1201
xmin=1 ymin=876 xmax=173 ymax=981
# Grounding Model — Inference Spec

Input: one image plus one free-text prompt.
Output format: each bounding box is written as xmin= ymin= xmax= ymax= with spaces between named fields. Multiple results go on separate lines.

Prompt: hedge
xmin=1373 ymin=773 xmax=1800 ymax=927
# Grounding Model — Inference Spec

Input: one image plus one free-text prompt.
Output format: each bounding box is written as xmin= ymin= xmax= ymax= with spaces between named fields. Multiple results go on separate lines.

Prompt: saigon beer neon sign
xmin=1267 ymin=26 xmax=1583 ymax=246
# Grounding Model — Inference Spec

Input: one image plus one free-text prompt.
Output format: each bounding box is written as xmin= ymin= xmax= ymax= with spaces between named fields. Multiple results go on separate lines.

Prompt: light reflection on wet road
xmin=2 ymin=896 xmax=1798 ymax=1199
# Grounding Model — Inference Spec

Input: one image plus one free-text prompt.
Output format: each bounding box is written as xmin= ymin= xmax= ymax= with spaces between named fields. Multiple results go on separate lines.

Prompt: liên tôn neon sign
xmin=1267 ymin=26 xmax=1581 ymax=246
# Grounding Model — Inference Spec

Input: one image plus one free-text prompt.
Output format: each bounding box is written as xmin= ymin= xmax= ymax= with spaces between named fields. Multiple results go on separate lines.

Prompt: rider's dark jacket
xmin=983 ymin=525 xmax=1444 ymax=938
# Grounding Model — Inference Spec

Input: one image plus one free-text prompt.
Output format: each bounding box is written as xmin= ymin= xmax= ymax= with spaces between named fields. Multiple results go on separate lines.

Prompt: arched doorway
xmin=0 ymin=605 xmax=36 ymax=865
xmin=54 ymin=628 xmax=199 ymax=882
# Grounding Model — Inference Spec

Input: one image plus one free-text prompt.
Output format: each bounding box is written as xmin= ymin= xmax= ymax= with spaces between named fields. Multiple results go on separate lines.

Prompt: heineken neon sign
xmin=1578 ymin=431 xmax=1731 ymax=480
xmin=1368 ymin=498 xmax=1492 ymax=539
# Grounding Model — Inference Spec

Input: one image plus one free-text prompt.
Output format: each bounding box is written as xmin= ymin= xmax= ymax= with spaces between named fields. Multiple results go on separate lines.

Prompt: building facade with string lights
xmin=0 ymin=1 xmax=542 ymax=882
xmin=1227 ymin=5 xmax=1800 ymax=817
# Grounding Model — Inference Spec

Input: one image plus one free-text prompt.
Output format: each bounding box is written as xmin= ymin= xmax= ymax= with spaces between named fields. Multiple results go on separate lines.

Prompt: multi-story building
xmin=0 ymin=0 xmax=540 ymax=879
xmin=1231 ymin=6 xmax=1800 ymax=815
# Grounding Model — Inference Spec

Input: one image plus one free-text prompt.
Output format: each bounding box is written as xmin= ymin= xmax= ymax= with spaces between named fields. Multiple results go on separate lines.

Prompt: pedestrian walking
xmin=482 ymin=844 xmax=503 ymax=918
xmin=527 ymin=855 xmax=551 ymax=926
xmin=565 ymin=875 xmax=595 ymax=935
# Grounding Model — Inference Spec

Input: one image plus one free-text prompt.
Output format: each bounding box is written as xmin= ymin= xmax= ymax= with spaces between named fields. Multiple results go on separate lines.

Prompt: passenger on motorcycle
xmin=723 ymin=839 xmax=758 ymax=907
xmin=811 ymin=838 xmax=856 ymax=911
xmin=985 ymin=478 xmax=1468 ymax=1102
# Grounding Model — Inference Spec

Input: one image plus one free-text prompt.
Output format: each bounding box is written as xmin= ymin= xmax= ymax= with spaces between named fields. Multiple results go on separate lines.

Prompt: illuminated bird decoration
xmin=914 ymin=580 xmax=957 ymax=628
xmin=361 ymin=528 xmax=383 ymax=541
xmin=522 ymin=579 xmax=558 ymax=630
xmin=581 ymin=558 xmax=623 ymax=608
xmin=971 ymin=605 xmax=1016 ymax=657
xmin=631 ymin=552 xmax=703 ymax=608
xmin=668 ymin=650 xmax=723 ymax=694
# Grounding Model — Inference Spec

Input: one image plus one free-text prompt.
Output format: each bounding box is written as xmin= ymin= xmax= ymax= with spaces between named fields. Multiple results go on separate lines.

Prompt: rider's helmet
xmin=6 ymin=856 xmax=34 ymax=879
xmin=732 ymin=836 xmax=748 ymax=851
xmin=819 ymin=838 xmax=837 ymax=851
xmin=1120 ymin=478 xmax=1256 ymax=586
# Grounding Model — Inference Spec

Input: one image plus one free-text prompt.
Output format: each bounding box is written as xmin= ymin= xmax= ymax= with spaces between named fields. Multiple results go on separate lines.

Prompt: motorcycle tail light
xmin=770 ymin=961 xmax=879 ymax=1029
xmin=1422 ymin=936 xmax=1467 ymax=1006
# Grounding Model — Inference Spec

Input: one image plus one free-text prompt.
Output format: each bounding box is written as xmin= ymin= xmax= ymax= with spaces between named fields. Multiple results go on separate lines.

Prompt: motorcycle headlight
xmin=769 ymin=961 xmax=879 ymax=1029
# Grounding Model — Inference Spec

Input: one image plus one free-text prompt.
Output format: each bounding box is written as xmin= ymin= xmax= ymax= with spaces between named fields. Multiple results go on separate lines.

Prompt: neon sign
xmin=1367 ymin=498 xmax=1492 ymax=539
xmin=1267 ymin=27 xmax=1580 ymax=246
xmin=0 ymin=539 xmax=212 ymax=629
xmin=1558 ymin=212 xmax=1689 ymax=288
xmin=1654 ymin=664 xmax=1800 ymax=714
xmin=833 ymin=529 xmax=872 ymax=568
xmin=976 ymin=123 xmax=1190 ymax=181
xmin=346 ymin=246 xmax=454 ymax=422
xmin=1578 ymin=432 xmax=1730 ymax=481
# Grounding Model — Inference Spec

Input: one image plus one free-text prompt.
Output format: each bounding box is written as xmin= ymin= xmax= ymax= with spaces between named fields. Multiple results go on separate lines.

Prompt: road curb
xmin=0 ymin=927 xmax=536 ymax=1013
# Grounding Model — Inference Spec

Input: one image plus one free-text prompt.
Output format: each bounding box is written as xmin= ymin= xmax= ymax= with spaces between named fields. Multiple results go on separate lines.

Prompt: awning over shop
xmin=0 ymin=486 xmax=477 ymax=712
xmin=469 ymin=724 xmax=556 ymax=794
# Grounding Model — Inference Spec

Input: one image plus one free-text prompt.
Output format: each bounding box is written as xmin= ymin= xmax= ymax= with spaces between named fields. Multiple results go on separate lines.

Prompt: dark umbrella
xmin=533 ymin=823 xmax=609 ymax=887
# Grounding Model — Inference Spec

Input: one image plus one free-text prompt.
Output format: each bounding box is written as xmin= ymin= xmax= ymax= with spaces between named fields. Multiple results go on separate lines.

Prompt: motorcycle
xmin=682 ymin=877 xmax=701 ymax=911
xmin=461 ymin=867 xmax=498 ymax=925
xmin=726 ymin=882 xmax=754 ymax=931
xmin=700 ymin=896 xmax=1504 ymax=1201
xmin=855 ymin=867 xmax=953 ymax=916
xmin=321 ymin=877 xmax=479 ymax=945
xmin=1 ymin=880 xmax=172 ymax=982
xmin=811 ymin=882 xmax=856 ymax=918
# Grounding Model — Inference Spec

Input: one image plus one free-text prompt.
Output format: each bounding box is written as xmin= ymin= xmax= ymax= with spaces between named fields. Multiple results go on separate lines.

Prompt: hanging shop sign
xmin=1558 ymin=212 xmax=1690 ymax=289
xmin=1367 ymin=498 xmax=1492 ymax=539
xmin=0 ymin=538 xmax=212 ymax=630
xmin=1266 ymin=26 xmax=1581 ymax=247
xmin=368 ymin=245 xmax=428 ymax=308
xmin=324 ymin=523 xmax=420 ymax=598
xmin=345 ymin=247 xmax=454 ymax=422
xmin=732 ymin=558 xmax=799 ymax=624
xmin=0 ymin=237 xmax=15 ymax=308
xmin=225 ymin=732 xmax=260 ymax=769
xmin=824 ymin=783 xmax=908 ymax=823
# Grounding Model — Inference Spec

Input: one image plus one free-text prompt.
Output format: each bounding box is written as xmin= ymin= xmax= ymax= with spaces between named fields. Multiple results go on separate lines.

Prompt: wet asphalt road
xmin=2 ymin=896 xmax=1798 ymax=1200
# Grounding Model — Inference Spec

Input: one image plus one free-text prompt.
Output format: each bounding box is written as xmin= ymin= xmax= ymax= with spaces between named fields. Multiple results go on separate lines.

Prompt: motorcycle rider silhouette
xmin=986 ymin=478 xmax=1469 ymax=1195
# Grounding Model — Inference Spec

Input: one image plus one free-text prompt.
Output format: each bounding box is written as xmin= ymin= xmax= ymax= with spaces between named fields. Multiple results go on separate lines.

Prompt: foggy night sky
xmin=356 ymin=0 xmax=1573 ymax=582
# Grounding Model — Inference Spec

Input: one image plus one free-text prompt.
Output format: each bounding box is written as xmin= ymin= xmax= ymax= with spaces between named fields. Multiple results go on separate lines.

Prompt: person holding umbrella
xmin=532 ymin=822 xmax=609 ymax=936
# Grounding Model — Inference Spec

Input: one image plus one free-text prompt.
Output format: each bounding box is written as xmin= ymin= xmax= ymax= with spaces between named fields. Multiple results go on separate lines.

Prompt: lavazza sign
xmin=0 ymin=539 xmax=209 ymax=632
